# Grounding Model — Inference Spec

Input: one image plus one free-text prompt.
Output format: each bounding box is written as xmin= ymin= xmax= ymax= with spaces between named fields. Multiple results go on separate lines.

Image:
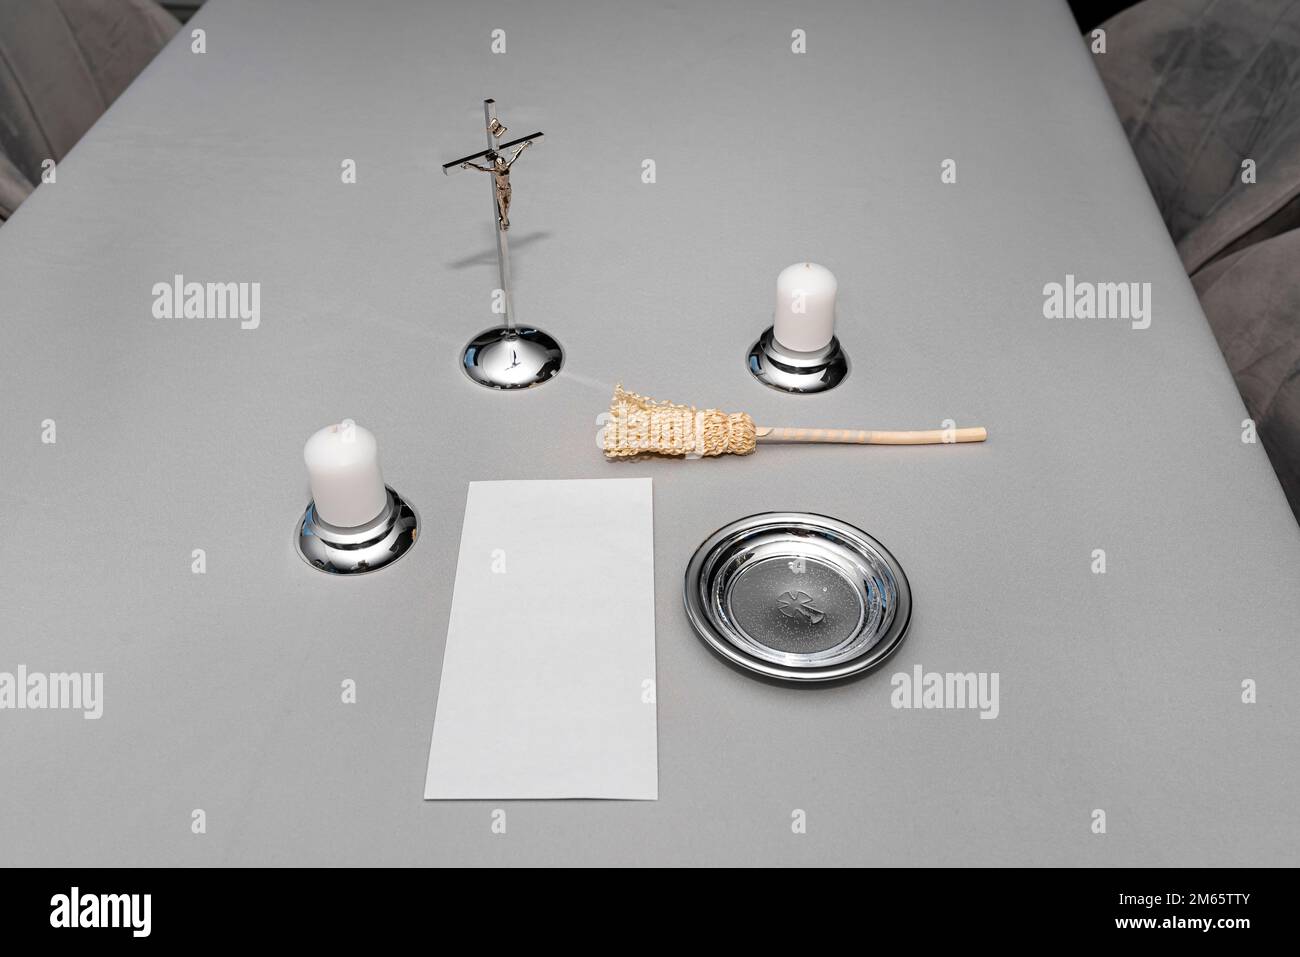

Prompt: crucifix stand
xmin=443 ymin=99 xmax=563 ymax=390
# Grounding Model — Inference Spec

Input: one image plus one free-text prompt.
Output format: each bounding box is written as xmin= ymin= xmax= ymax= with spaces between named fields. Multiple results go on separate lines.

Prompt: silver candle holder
xmin=296 ymin=422 xmax=419 ymax=576
xmin=296 ymin=487 xmax=419 ymax=576
xmin=748 ymin=262 xmax=849 ymax=394
xmin=748 ymin=327 xmax=850 ymax=394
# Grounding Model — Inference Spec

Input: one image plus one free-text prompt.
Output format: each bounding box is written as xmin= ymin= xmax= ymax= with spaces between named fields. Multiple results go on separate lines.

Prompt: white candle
xmin=303 ymin=421 xmax=388 ymax=528
xmin=773 ymin=262 xmax=837 ymax=352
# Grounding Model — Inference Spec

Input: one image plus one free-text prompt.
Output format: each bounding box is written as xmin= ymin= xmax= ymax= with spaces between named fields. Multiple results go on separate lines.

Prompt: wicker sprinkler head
xmin=603 ymin=385 xmax=988 ymax=459
xmin=605 ymin=385 xmax=757 ymax=458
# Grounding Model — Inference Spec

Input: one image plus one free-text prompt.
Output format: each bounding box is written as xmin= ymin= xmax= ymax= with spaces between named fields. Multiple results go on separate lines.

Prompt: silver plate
xmin=684 ymin=512 xmax=911 ymax=682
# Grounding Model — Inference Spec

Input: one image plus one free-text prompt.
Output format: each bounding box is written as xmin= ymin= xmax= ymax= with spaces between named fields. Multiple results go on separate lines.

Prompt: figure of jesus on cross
xmin=442 ymin=100 xmax=542 ymax=233
xmin=457 ymin=138 xmax=533 ymax=231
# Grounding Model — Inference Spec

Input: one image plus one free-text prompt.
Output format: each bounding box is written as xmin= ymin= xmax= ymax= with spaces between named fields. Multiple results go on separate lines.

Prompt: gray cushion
xmin=0 ymin=0 xmax=177 ymax=190
xmin=0 ymin=146 xmax=32 ymax=218
xmin=1192 ymin=228 xmax=1300 ymax=515
xmin=1094 ymin=0 xmax=1300 ymax=272
xmin=1095 ymin=0 xmax=1300 ymax=521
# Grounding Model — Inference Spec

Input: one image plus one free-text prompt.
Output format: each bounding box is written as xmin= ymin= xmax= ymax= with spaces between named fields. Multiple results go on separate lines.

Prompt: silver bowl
xmin=684 ymin=512 xmax=911 ymax=682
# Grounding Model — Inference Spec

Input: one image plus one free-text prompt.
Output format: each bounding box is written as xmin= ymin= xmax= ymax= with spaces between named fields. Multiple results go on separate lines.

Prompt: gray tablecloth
xmin=1 ymin=0 xmax=1297 ymax=866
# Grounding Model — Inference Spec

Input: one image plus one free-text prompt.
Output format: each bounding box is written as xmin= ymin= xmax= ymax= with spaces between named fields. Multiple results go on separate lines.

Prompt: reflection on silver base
xmin=296 ymin=487 xmax=419 ymax=575
xmin=747 ymin=326 xmax=850 ymax=394
xmin=462 ymin=325 xmax=563 ymax=390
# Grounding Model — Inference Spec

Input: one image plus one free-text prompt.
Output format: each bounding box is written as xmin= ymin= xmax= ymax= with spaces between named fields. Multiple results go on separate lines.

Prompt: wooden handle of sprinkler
xmin=755 ymin=426 xmax=988 ymax=445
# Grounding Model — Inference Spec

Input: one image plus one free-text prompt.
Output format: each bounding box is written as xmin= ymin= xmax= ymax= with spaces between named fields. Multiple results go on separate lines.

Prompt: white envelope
xmin=424 ymin=478 xmax=658 ymax=800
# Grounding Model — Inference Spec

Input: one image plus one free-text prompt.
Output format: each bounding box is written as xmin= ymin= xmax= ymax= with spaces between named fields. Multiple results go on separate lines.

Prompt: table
xmin=2 ymin=0 xmax=1297 ymax=867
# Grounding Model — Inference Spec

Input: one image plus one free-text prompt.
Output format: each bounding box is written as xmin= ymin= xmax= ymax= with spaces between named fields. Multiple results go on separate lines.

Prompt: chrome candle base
xmin=747 ymin=326 xmax=850 ymax=394
xmin=296 ymin=486 xmax=419 ymax=575
xmin=462 ymin=325 xmax=563 ymax=390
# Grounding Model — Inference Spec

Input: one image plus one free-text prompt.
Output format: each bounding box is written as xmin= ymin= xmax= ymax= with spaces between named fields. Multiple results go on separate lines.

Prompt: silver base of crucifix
xmin=747 ymin=326 xmax=850 ymax=394
xmin=462 ymin=324 xmax=563 ymax=390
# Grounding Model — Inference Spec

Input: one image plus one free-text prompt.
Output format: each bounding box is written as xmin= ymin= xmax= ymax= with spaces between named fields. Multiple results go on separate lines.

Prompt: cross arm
xmin=441 ymin=131 xmax=544 ymax=174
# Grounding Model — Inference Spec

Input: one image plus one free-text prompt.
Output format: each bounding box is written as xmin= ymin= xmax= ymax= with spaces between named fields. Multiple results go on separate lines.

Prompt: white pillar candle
xmin=303 ymin=421 xmax=388 ymax=528
xmin=773 ymin=262 xmax=837 ymax=352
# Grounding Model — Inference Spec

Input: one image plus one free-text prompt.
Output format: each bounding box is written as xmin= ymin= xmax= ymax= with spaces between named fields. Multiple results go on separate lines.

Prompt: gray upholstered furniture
xmin=0 ymin=0 xmax=177 ymax=219
xmin=1094 ymin=0 xmax=1300 ymax=520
